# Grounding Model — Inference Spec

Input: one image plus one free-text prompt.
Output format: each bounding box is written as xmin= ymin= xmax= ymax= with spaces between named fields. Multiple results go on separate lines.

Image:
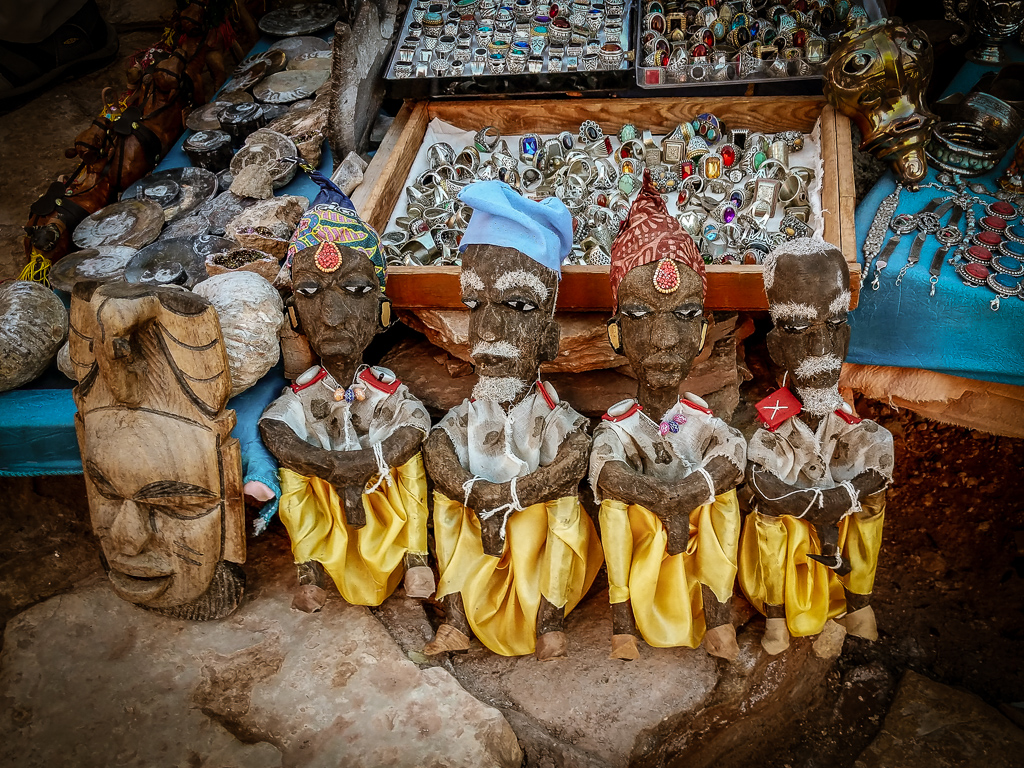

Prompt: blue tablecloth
xmin=0 ymin=365 xmax=286 ymax=496
xmin=849 ymin=54 xmax=1024 ymax=386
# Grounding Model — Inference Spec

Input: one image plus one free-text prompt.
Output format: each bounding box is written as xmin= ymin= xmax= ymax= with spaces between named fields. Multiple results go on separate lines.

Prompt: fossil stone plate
xmin=269 ymin=35 xmax=330 ymax=63
xmin=124 ymin=235 xmax=235 ymax=288
xmin=229 ymin=129 xmax=299 ymax=189
xmin=122 ymin=167 xmax=219 ymax=223
xmin=185 ymin=101 xmax=231 ymax=131
xmin=49 ymin=246 xmax=138 ymax=292
xmin=73 ymin=199 xmax=164 ymax=250
xmin=258 ymin=3 xmax=339 ymax=36
xmin=253 ymin=69 xmax=328 ymax=104
xmin=288 ymin=50 xmax=332 ymax=71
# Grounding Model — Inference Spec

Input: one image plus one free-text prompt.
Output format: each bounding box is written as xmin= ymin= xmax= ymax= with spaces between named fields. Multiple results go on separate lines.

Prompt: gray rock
xmin=0 ymin=570 xmax=522 ymax=768
xmin=410 ymin=591 xmax=837 ymax=768
xmin=0 ymin=281 xmax=68 ymax=392
xmin=855 ymin=670 xmax=1024 ymax=768
xmin=193 ymin=272 xmax=284 ymax=396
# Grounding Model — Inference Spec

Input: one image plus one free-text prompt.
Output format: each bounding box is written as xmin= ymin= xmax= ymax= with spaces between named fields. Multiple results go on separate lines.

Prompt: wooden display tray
xmin=351 ymin=95 xmax=858 ymax=312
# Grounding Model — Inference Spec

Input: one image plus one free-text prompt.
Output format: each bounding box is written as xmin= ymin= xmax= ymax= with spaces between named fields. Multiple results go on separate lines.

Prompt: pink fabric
xmin=609 ymin=170 xmax=706 ymax=309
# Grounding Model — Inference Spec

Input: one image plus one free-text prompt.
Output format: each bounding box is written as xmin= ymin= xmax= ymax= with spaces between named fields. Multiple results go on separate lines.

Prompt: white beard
xmin=794 ymin=354 xmax=843 ymax=379
xmin=796 ymin=385 xmax=844 ymax=417
xmin=472 ymin=376 xmax=528 ymax=404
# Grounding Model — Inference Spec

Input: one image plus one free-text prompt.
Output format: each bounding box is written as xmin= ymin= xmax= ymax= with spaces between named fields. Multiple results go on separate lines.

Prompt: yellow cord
xmin=18 ymin=250 xmax=52 ymax=288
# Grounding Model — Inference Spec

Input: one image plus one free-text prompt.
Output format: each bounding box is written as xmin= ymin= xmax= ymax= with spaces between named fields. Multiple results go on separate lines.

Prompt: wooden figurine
xmin=422 ymin=180 xmax=603 ymax=661
xmin=69 ymin=281 xmax=246 ymax=620
xmin=590 ymin=174 xmax=746 ymax=661
xmin=258 ymin=189 xmax=434 ymax=612
xmin=737 ymin=238 xmax=893 ymax=655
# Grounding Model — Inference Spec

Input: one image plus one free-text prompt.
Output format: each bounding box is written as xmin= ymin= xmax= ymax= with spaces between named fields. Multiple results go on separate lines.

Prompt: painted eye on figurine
xmin=622 ymin=307 xmax=650 ymax=318
xmin=781 ymin=323 xmax=810 ymax=334
xmin=504 ymin=299 xmax=536 ymax=312
xmin=295 ymin=282 xmax=320 ymax=297
xmin=827 ymin=317 xmax=847 ymax=329
xmin=344 ymin=284 xmax=374 ymax=295
xmin=463 ymin=298 xmax=479 ymax=309
xmin=674 ymin=308 xmax=702 ymax=321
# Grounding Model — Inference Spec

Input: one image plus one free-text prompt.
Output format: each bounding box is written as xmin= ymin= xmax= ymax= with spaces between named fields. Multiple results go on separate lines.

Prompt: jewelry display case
xmin=351 ymin=95 xmax=857 ymax=311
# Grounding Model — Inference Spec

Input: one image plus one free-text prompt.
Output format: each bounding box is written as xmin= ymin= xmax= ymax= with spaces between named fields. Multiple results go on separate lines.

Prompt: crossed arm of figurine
xmin=424 ymin=427 xmax=591 ymax=556
xmin=745 ymin=463 xmax=888 ymax=527
xmin=598 ymin=456 xmax=743 ymax=555
xmin=259 ymin=420 xmax=424 ymax=527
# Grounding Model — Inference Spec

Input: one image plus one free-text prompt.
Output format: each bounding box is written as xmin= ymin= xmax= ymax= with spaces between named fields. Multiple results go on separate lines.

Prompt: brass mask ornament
xmin=823 ymin=18 xmax=938 ymax=188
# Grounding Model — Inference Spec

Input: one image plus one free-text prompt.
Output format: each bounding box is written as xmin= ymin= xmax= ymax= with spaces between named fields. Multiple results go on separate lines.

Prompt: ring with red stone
xmin=973 ymin=230 xmax=1003 ymax=249
xmin=978 ymin=215 xmax=1009 ymax=234
xmin=985 ymin=200 xmax=1018 ymax=220
xmin=963 ymin=244 xmax=994 ymax=265
xmin=956 ymin=262 xmax=991 ymax=286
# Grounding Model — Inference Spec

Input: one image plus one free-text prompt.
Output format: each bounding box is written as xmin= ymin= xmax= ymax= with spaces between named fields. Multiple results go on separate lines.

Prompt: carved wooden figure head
xmin=764 ymin=239 xmax=852 ymax=415
xmin=456 ymin=180 xmax=573 ymax=404
xmin=460 ymin=244 xmax=560 ymax=403
xmin=70 ymin=282 xmax=245 ymax=619
xmin=608 ymin=171 xmax=709 ymax=394
xmin=615 ymin=262 xmax=705 ymax=391
xmin=291 ymin=241 xmax=391 ymax=380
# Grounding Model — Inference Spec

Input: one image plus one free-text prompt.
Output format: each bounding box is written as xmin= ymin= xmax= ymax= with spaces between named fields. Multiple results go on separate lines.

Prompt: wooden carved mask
xmin=70 ymin=282 xmax=245 ymax=619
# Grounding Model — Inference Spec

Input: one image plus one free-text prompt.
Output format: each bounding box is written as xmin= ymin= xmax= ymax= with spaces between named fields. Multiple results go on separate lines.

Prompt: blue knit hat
xmin=458 ymin=181 xmax=573 ymax=277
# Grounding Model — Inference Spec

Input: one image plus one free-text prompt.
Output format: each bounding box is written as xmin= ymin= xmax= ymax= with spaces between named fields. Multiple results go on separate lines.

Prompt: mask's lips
xmin=108 ymin=569 xmax=173 ymax=602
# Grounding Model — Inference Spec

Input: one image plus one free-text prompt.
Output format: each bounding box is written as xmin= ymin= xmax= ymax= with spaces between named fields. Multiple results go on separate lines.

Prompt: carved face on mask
xmin=291 ymin=243 xmax=388 ymax=375
xmin=616 ymin=261 xmax=706 ymax=391
xmin=824 ymin=18 xmax=936 ymax=186
xmin=80 ymin=408 xmax=244 ymax=612
xmin=765 ymin=245 xmax=852 ymax=394
xmin=460 ymin=244 xmax=560 ymax=403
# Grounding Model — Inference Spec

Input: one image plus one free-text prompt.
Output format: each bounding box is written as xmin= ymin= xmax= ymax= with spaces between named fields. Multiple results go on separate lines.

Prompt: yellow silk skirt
xmin=433 ymin=492 xmax=603 ymax=657
xmin=599 ymin=490 xmax=740 ymax=648
xmin=738 ymin=492 xmax=886 ymax=637
xmin=278 ymin=453 xmax=429 ymax=607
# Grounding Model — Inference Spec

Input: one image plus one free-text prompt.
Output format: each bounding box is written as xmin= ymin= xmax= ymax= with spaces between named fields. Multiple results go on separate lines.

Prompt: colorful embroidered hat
xmin=458 ymin=180 xmax=573 ymax=276
xmin=609 ymin=170 xmax=707 ymax=310
xmin=287 ymin=165 xmax=386 ymax=291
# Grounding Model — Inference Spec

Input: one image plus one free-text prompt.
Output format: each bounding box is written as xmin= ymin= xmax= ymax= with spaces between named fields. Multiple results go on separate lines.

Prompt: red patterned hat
xmin=609 ymin=170 xmax=707 ymax=310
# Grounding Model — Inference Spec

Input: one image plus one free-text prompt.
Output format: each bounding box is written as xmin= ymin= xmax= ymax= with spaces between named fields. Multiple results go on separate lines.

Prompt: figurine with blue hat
xmin=422 ymin=180 xmax=604 ymax=661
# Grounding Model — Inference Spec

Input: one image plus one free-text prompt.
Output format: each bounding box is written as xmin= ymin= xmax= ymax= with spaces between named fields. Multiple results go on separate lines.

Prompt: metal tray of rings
xmin=634 ymin=0 xmax=878 ymax=90
xmin=384 ymin=0 xmax=636 ymax=97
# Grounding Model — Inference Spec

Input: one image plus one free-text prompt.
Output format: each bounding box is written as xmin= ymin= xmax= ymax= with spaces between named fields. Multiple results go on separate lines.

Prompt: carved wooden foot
xmin=838 ymin=605 xmax=878 ymax=641
xmin=610 ymin=633 xmax=640 ymax=661
xmin=703 ymin=622 xmax=739 ymax=661
xmin=535 ymin=631 xmax=567 ymax=661
xmin=292 ymin=584 xmax=328 ymax=613
xmin=762 ymin=617 xmax=791 ymax=655
xmin=292 ymin=560 xmax=329 ymax=612
xmin=403 ymin=566 xmax=435 ymax=599
xmin=423 ymin=623 xmax=471 ymax=655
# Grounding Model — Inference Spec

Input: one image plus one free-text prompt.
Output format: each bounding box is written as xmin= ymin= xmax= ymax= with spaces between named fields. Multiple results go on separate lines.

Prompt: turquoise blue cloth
xmin=848 ymin=53 xmax=1024 ymax=386
xmin=458 ymin=180 xmax=574 ymax=275
xmin=0 ymin=366 xmax=284 ymax=504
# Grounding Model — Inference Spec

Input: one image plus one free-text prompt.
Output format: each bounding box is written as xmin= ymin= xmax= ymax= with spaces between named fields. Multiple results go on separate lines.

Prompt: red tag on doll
xmin=755 ymin=388 xmax=802 ymax=431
